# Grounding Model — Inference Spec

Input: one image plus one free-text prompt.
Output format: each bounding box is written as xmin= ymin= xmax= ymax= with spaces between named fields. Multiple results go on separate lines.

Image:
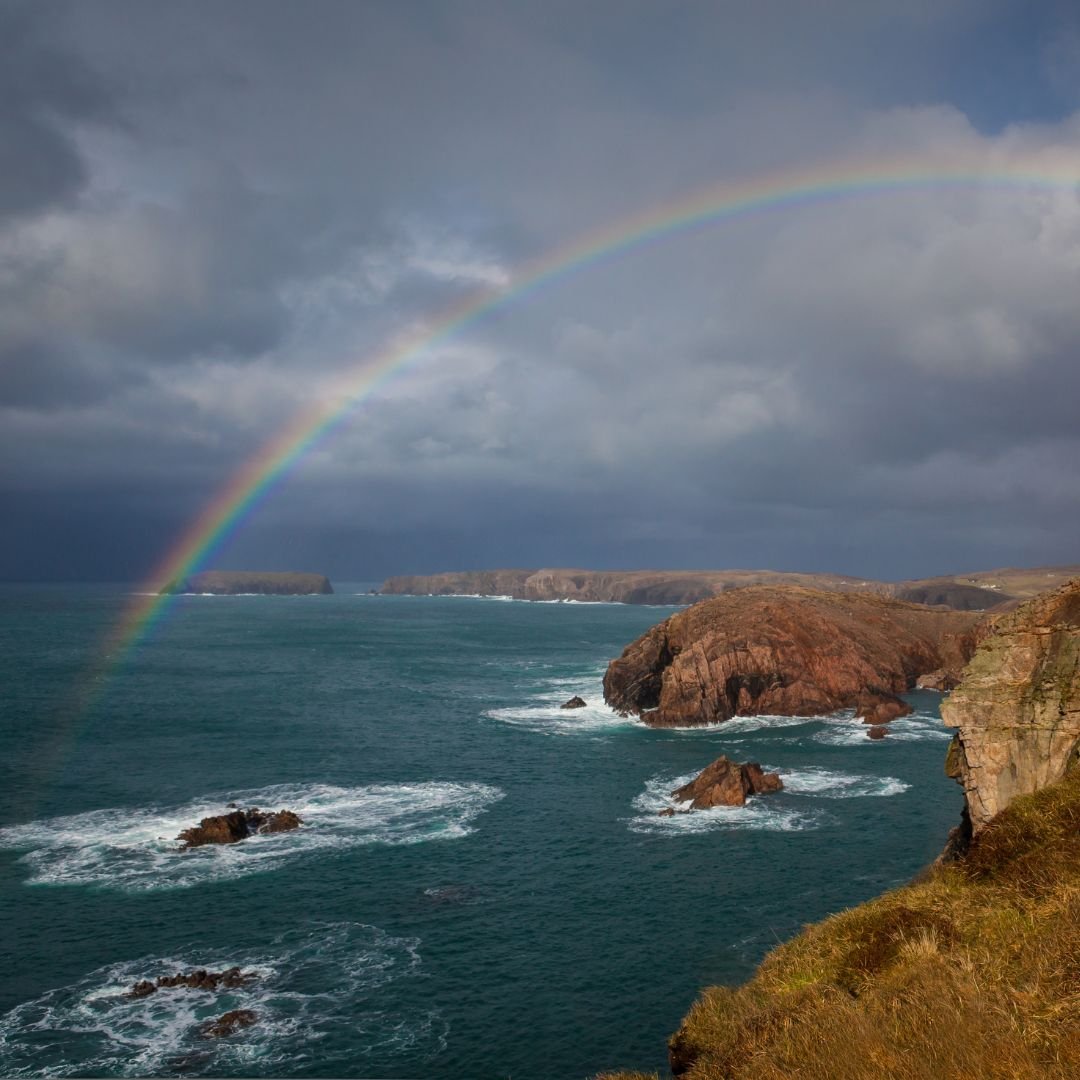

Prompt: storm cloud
xmin=2 ymin=0 xmax=1079 ymax=581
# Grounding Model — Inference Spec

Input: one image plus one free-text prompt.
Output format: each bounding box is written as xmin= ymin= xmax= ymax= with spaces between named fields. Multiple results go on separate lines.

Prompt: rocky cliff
xmin=161 ymin=571 xmax=333 ymax=595
xmin=379 ymin=567 xmax=878 ymax=604
xmin=941 ymin=577 xmax=1080 ymax=835
xmin=603 ymin=586 xmax=979 ymax=727
xmin=381 ymin=564 xmax=1080 ymax=608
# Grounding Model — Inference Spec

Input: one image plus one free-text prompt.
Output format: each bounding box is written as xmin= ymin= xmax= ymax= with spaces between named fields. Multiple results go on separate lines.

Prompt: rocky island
xmin=602 ymin=585 xmax=980 ymax=728
xmin=601 ymin=578 xmax=1080 ymax=1080
xmin=161 ymin=571 xmax=333 ymax=595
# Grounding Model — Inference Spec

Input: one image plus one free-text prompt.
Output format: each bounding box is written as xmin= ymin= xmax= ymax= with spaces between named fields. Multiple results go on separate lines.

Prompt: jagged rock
xmin=866 ymin=725 xmax=889 ymax=740
xmin=560 ymin=696 xmax=587 ymax=709
xmin=197 ymin=1009 xmax=258 ymax=1039
xmin=855 ymin=690 xmax=913 ymax=724
xmin=671 ymin=756 xmax=783 ymax=809
xmin=177 ymin=808 xmax=302 ymax=849
xmin=941 ymin=578 xmax=1080 ymax=834
xmin=127 ymin=967 xmax=256 ymax=998
xmin=603 ymin=586 xmax=979 ymax=728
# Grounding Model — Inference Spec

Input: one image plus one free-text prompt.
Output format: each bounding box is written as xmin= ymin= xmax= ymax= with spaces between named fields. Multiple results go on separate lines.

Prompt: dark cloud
xmin=0 ymin=2 xmax=116 ymax=220
xmin=2 ymin=1 xmax=1079 ymax=581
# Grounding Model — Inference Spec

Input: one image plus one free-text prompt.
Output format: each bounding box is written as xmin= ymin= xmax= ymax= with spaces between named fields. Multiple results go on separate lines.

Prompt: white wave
xmin=0 ymin=923 xmax=446 ymax=1077
xmin=811 ymin=709 xmax=952 ymax=746
xmin=776 ymin=766 xmax=910 ymax=798
xmin=486 ymin=676 xmax=637 ymax=736
xmin=0 ymin=782 xmax=504 ymax=892
xmin=668 ymin=713 xmax=821 ymax=735
xmin=627 ymin=772 xmax=820 ymax=835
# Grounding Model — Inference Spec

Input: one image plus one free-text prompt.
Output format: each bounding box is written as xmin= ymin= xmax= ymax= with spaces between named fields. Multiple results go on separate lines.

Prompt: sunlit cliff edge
xmin=600 ymin=578 xmax=1080 ymax=1080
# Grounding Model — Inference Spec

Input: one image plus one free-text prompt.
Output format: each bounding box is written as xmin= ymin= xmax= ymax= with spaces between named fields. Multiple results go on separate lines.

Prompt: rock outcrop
xmin=129 ymin=967 xmax=256 ymax=998
xmin=161 ymin=571 xmax=333 ymax=595
xmin=560 ymin=696 xmax=587 ymax=709
xmin=671 ymin=757 xmax=783 ymax=808
xmin=603 ymin=586 xmax=979 ymax=728
xmin=941 ymin=578 xmax=1080 ymax=835
xmin=177 ymin=808 xmax=302 ymax=849
xmin=854 ymin=690 xmax=913 ymax=725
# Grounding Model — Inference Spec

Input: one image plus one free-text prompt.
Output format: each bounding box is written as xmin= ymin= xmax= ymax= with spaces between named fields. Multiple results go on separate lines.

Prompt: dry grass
xmin=601 ymin=770 xmax=1080 ymax=1080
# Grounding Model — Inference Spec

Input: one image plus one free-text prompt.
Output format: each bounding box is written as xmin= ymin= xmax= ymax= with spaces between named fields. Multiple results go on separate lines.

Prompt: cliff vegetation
xmin=603 ymin=766 xmax=1080 ymax=1080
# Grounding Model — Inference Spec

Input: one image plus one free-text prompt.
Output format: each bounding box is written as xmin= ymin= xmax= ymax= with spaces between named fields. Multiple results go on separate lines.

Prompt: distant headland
xmin=160 ymin=571 xmax=333 ymax=595
xmin=379 ymin=564 xmax=1080 ymax=610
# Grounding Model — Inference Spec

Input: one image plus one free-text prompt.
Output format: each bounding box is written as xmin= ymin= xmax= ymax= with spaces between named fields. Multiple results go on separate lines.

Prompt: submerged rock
xmin=671 ymin=756 xmax=784 ymax=809
xmin=603 ymin=585 xmax=979 ymax=728
xmin=197 ymin=1009 xmax=258 ymax=1039
xmin=560 ymin=696 xmax=587 ymax=709
xmin=177 ymin=808 xmax=302 ymax=849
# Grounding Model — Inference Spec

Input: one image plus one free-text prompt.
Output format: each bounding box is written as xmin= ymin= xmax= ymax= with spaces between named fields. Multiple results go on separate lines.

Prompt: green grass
xmin=601 ymin=770 xmax=1080 ymax=1080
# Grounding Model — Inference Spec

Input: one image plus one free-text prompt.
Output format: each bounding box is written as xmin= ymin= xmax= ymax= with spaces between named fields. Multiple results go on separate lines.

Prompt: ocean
xmin=0 ymin=584 xmax=962 ymax=1079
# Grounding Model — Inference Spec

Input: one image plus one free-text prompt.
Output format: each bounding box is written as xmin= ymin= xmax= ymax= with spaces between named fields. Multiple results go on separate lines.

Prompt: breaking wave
xmin=776 ymin=766 xmax=910 ymax=798
xmin=0 ymin=782 xmax=504 ymax=892
xmin=0 ymin=922 xmax=445 ymax=1077
xmin=485 ymin=673 xmax=637 ymax=736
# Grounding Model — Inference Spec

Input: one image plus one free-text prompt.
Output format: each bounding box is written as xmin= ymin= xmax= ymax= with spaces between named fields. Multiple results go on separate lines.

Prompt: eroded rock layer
xmin=941 ymin=578 xmax=1080 ymax=833
xmin=603 ymin=585 xmax=980 ymax=728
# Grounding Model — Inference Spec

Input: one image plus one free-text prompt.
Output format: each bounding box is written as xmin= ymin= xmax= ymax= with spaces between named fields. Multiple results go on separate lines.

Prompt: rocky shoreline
xmin=601 ymin=577 xmax=1080 ymax=1080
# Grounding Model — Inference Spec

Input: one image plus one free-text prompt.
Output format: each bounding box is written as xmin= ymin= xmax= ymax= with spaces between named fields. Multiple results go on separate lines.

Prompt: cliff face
xmin=379 ymin=567 xmax=877 ymax=604
xmin=602 ymin=586 xmax=980 ymax=727
xmin=162 ymin=571 xmax=333 ymax=595
xmin=381 ymin=565 xmax=1080 ymax=608
xmin=940 ymin=578 xmax=1080 ymax=834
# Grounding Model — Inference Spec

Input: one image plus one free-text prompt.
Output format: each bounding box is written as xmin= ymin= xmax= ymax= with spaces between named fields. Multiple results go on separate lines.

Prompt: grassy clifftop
xmin=602 ymin=768 xmax=1080 ymax=1080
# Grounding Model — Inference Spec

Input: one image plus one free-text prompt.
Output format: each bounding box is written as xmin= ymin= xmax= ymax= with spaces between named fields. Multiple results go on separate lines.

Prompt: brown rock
xmin=560 ymin=696 xmax=587 ymax=709
xmin=197 ymin=1009 xmax=258 ymax=1039
xmin=941 ymin=578 xmax=1080 ymax=834
xmin=671 ymin=756 xmax=784 ymax=809
xmin=131 ymin=967 xmax=257 ymax=996
xmin=854 ymin=690 xmax=913 ymax=725
xmin=603 ymin=586 xmax=980 ymax=728
xmin=177 ymin=808 xmax=302 ymax=848
xmin=916 ymin=668 xmax=960 ymax=692
xmin=658 ymin=807 xmax=676 ymax=817
xmin=866 ymin=725 xmax=889 ymax=740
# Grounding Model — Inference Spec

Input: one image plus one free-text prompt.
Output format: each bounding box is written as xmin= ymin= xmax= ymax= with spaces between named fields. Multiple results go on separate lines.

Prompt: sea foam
xmin=0 ymin=922 xmax=444 ymax=1077
xmin=0 ymin=782 xmax=504 ymax=892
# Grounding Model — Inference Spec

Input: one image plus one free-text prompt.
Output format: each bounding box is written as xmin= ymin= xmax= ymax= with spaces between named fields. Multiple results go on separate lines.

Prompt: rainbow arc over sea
xmin=100 ymin=148 xmax=1080 ymax=671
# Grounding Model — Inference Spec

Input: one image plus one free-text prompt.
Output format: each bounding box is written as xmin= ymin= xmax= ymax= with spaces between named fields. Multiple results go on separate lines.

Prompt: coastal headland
xmin=600 ymin=577 xmax=1080 ymax=1080
xmin=602 ymin=585 xmax=980 ymax=728
xmin=379 ymin=564 xmax=1080 ymax=609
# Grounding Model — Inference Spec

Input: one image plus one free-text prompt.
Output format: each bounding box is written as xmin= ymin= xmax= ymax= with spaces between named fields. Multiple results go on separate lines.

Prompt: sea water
xmin=0 ymin=585 xmax=961 ymax=1079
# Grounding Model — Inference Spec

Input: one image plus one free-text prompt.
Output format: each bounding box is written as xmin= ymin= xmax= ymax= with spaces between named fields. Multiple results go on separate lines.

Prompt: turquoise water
xmin=0 ymin=585 xmax=961 ymax=1078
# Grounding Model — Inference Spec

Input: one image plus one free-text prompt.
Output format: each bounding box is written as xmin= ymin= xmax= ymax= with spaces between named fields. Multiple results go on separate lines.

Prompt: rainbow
xmin=102 ymin=150 xmax=1080 ymax=663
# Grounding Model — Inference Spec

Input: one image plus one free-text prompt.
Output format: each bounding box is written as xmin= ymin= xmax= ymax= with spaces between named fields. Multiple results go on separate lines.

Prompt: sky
xmin=2 ymin=0 xmax=1080 ymax=583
